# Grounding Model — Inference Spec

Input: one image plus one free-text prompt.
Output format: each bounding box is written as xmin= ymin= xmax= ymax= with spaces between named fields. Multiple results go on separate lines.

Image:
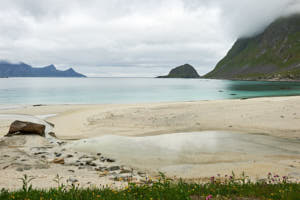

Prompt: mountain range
xmin=0 ymin=62 xmax=86 ymax=77
xmin=205 ymin=14 xmax=300 ymax=80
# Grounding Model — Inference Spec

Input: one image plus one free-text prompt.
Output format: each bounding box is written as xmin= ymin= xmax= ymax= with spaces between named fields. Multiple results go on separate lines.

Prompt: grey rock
xmin=16 ymin=167 xmax=23 ymax=172
xmin=106 ymin=158 xmax=115 ymax=162
xmin=55 ymin=153 xmax=62 ymax=157
xmin=95 ymin=167 xmax=107 ymax=171
xmin=34 ymin=152 xmax=47 ymax=155
xmin=57 ymin=141 xmax=65 ymax=146
xmin=138 ymin=171 xmax=146 ymax=177
xmin=23 ymin=166 xmax=32 ymax=170
xmin=87 ymin=162 xmax=97 ymax=167
xmin=108 ymin=166 xmax=120 ymax=171
xmin=120 ymin=169 xmax=132 ymax=174
xmin=80 ymin=158 xmax=96 ymax=163
xmin=48 ymin=132 xmax=57 ymax=138
xmin=35 ymin=165 xmax=49 ymax=169
xmin=67 ymin=177 xmax=78 ymax=183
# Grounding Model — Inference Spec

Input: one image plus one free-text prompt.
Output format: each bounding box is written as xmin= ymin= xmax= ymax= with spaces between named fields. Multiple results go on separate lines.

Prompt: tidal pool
xmin=68 ymin=131 xmax=300 ymax=177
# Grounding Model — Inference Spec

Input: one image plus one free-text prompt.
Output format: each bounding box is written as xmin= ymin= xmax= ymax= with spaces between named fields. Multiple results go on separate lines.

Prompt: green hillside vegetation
xmin=205 ymin=14 xmax=300 ymax=80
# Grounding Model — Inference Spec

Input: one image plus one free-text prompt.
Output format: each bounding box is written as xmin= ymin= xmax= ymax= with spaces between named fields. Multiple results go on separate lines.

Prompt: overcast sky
xmin=0 ymin=0 xmax=299 ymax=77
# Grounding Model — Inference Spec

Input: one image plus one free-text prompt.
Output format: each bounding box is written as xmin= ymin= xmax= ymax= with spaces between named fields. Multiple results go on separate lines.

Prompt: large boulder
xmin=5 ymin=120 xmax=46 ymax=137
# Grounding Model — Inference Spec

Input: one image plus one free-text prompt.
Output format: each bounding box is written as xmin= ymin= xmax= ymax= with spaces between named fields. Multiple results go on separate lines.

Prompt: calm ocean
xmin=0 ymin=77 xmax=300 ymax=104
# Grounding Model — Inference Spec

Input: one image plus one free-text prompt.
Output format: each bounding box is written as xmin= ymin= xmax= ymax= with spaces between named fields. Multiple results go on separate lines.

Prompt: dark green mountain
xmin=157 ymin=64 xmax=200 ymax=78
xmin=0 ymin=62 xmax=86 ymax=77
xmin=205 ymin=14 xmax=300 ymax=80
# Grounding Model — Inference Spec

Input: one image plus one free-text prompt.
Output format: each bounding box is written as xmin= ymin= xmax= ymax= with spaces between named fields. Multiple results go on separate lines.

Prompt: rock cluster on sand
xmin=0 ymin=120 xmax=149 ymax=189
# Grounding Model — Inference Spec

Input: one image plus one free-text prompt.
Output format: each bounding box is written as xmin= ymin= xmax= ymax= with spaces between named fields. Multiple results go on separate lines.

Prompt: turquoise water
xmin=0 ymin=77 xmax=300 ymax=104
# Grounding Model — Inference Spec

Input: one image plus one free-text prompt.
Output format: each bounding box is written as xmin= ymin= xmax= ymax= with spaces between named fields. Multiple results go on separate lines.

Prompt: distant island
xmin=0 ymin=61 xmax=86 ymax=77
xmin=205 ymin=14 xmax=300 ymax=81
xmin=157 ymin=64 xmax=200 ymax=78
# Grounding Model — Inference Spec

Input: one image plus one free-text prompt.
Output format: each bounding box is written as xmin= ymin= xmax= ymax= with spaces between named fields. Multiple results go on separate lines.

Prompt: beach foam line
xmin=0 ymin=104 xmax=27 ymax=110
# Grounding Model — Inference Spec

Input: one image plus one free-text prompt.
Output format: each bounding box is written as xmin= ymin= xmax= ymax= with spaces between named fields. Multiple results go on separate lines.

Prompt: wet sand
xmin=68 ymin=131 xmax=300 ymax=179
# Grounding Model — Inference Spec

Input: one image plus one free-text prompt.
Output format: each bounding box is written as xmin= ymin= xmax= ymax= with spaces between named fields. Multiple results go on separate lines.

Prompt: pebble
xmin=52 ymin=158 xmax=65 ymax=164
xmin=95 ymin=167 xmax=107 ymax=171
xmin=23 ymin=166 xmax=32 ymax=170
xmin=34 ymin=152 xmax=46 ymax=155
xmin=67 ymin=177 xmax=78 ymax=183
xmin=120 ymin=169 xmax=132 ymax=174
xmin=2 ymin=164 xmax=10 ymax=170
xmin=16 ymin=167 xmax=23 ymax=172
xmin=138 ymin=172 xmax=146 ymax=177
xmin=87 ymin=162 xmax=97 ymax=167
xmin=108 ymin=166 xmax=120 ymax=171
xmin=57 ymin=142 xmax=65 ymax=146
xmin=106 ymin=158 xmax=115 ymax=162
xmin=56 ymin=153 xmax=62 ymax=157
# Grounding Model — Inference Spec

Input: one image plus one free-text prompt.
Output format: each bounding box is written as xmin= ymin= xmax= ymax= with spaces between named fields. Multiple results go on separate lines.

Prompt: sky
xmin=0 ymin=0 xmax=299 ymax=77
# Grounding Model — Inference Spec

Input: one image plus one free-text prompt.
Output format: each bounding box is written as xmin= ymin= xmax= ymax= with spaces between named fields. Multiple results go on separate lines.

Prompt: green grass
xmin=1 ymin=173 xmax=300 ymax=200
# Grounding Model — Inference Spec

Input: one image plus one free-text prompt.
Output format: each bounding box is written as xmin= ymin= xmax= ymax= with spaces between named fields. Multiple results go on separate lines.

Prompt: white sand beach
xmin=0 ymin=96 xmax=300 ymax=189
xmin=1 ymin=96 xmax=300 ymax=139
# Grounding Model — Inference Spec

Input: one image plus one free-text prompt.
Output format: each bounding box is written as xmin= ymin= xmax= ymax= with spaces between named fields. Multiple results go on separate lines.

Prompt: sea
xmin=1 ymin=77 xmax=300 ymax=104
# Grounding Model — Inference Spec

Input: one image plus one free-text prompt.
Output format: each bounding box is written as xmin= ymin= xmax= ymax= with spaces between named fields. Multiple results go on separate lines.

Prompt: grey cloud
xmin=0 ymin=0 xmax=299 ymax=77
xmin=210 ymin=0 xmax=300 ymax=38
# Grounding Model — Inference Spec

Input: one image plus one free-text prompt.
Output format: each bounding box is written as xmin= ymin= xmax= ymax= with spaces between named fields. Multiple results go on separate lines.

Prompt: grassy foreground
xmin=0 ymin=173 xmax=299 ymax=200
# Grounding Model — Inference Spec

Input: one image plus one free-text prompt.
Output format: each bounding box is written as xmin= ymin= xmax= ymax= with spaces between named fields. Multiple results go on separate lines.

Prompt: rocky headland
xmin=205 ymin=14 xmax=300 ymax=81
xmin=157 ymin=64 xmax=200 ymax=78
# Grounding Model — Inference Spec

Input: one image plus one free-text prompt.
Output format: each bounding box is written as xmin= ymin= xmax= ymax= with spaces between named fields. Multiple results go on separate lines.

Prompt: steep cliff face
xmin=205 ymin=14 xmax=300 ymax=80
xmin=0 ymin=62 xmax=86 ymax=77
xmin=157 ymin=64 xmax=200 ymax=78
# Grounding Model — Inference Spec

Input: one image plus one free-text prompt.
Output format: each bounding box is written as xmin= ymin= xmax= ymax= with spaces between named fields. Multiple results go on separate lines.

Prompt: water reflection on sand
xmin=68 ymin=131 xmax=300 ymax=177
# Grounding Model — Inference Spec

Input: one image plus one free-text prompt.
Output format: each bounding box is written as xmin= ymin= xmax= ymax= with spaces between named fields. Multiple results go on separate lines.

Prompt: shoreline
xmin=2 ymin=95 xmax=300 ymax=140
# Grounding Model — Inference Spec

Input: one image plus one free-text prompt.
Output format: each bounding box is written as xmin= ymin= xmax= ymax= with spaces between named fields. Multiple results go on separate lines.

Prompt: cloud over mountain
xmin=0 ymin=0 xmax=299 ymax=76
